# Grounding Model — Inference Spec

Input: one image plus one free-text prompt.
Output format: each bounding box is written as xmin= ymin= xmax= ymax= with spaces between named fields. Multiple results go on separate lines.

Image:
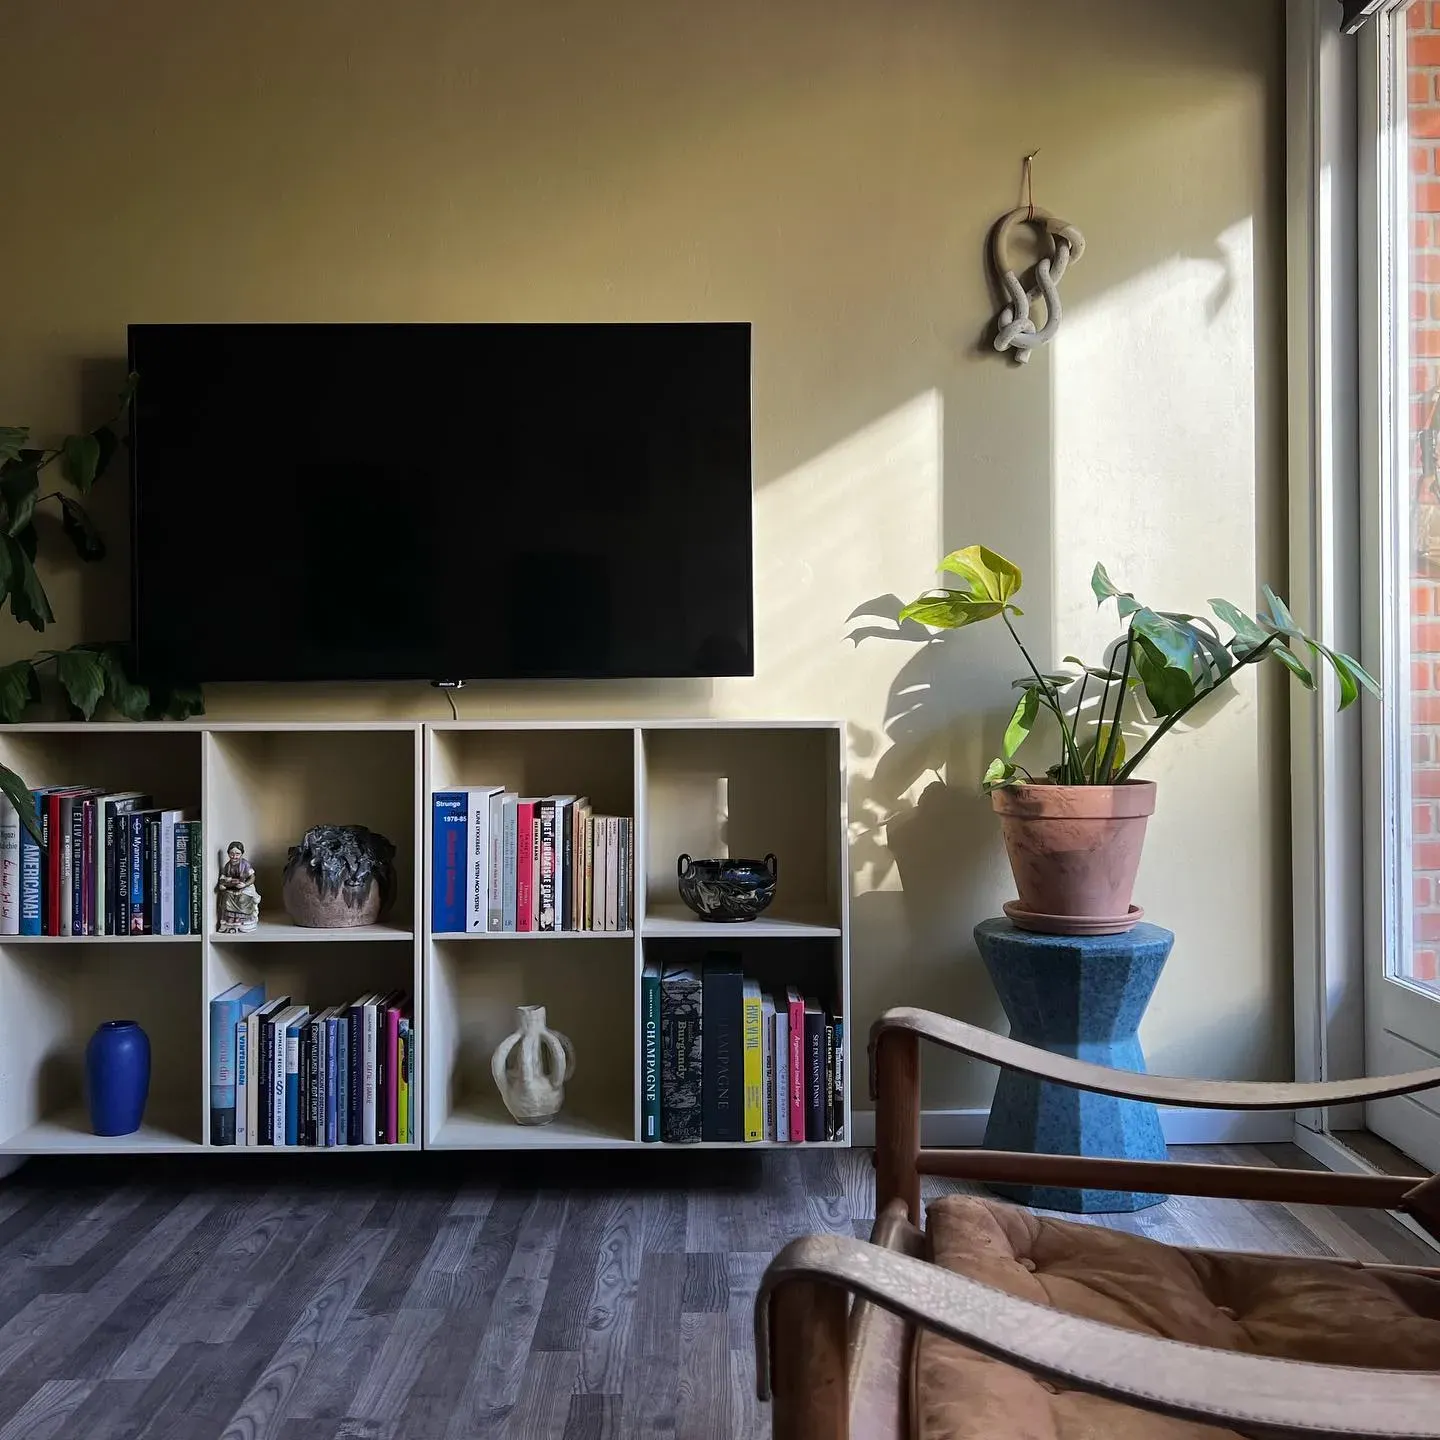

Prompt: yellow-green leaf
xmin=1003 ymin=688 xmax=1039 ymax=759
xmin=939 ymin=545 xmax=1022 ymax=603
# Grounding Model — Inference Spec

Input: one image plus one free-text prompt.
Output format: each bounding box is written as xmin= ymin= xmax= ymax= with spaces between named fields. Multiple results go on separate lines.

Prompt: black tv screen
xmin=128 ymin=322 xmax=754 ymax=683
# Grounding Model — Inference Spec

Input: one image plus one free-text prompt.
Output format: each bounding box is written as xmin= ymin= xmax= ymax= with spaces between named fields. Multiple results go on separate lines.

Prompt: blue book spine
xmin=19 ymin=792 xmax=41 ymax=936
xmin=128 ymin=813 xmax=146 ymax=934
xmin=209 ymin=983 xmax=264 ymax=1145
xmin=285 ymin=1022 xmax=303 ymax=1145
xmin=174 ymin=825 xmax=190 ymax=936
xmin=337 ymin=1015 xmax=349 ymax=1147
xmin=431 ymin=793 xmax=467 ymax=933
xmin=235 ymin=1021 xmax=247 ymax=1145
xmin=348 ymin=1003 xmax=364 ymax=1145
xmin=325 ymin=1017 xmax=338 ymax=1147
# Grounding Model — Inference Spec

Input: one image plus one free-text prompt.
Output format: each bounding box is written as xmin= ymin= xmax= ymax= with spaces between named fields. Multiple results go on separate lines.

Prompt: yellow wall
xmin=0 ymin=0 xmax=1288 ymax=1106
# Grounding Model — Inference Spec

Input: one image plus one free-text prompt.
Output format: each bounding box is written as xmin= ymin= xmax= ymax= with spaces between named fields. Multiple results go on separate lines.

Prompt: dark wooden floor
xmin=0 ymin=1144 xmax=1432 ymax=1440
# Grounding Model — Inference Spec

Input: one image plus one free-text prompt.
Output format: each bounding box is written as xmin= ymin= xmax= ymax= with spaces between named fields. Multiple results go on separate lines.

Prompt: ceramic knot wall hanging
xmin=988 ymin=151 xmax=1085 ymax=365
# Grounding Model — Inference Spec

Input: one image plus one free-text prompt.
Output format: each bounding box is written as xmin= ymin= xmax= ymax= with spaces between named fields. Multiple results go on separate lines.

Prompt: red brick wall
xmin=1411 ymin=2 xmax=1440 ymax=982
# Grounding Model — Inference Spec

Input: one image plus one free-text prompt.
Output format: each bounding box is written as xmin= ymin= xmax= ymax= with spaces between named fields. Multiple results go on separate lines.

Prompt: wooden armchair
xmin=755 ymin=1006 xmax=1440 ymax=1440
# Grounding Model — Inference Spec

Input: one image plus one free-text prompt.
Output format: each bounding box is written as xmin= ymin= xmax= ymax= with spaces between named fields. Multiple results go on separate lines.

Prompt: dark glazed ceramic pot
xmin=85 ymin=1020 xmax=150 ymax=1137
xmin=676 ymin=853 xmax=778 ymax=922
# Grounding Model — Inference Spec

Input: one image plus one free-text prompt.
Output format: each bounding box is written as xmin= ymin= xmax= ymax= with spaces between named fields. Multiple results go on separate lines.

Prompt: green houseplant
xmin=899 ymin=545 xmax=1378 ymax=932
xmin=0 ymin=377 xmax=203 ymax=834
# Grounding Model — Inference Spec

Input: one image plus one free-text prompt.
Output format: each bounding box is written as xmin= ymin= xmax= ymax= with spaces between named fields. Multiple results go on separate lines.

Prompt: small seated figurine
xmin=216 ymin=840 xmax=261 ymax=933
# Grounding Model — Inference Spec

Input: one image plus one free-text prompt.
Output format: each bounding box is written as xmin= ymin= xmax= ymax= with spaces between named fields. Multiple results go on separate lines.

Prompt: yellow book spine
xmin=742 ymin=983 xmax=764 ymax=1141
xmin=398 ymin=1036 xmax=410 ymax=1145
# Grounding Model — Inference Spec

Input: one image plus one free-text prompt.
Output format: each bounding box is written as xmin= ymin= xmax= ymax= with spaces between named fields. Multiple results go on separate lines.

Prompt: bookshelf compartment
xmin=428 ymin=724 xmax=636 ymax=818
xmin=0 ymin=728 xmax=203 ymax=817
xmin=426 ymin=937 xmax=635 ymax=1148
xmin=205 ymin=727 xmax=420 ymax=935
xmin=207 ymin=939 xmax=420 ymax=1149
xmin=640 ymin=726 xmax=842 ymax=931
xmin=0 ymin=941 xmax=202 ymax=1151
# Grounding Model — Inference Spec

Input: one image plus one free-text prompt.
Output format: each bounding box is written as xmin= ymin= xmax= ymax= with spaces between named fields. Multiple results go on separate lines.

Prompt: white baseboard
xmin=849 ymin=1107 xmax=1292 ymax=1148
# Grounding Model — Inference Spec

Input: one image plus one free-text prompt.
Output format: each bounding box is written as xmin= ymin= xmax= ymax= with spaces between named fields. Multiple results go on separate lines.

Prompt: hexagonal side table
xmin=973 ymin=917 xmax=1174 ymax=1213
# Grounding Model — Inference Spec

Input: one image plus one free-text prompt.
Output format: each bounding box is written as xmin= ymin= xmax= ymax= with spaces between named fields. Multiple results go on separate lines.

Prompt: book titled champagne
xmin=641 ymin=962 xmax=661 ymax=1142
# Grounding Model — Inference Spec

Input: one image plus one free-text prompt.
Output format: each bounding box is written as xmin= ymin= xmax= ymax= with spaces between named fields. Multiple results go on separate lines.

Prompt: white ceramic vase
xmin=490 ymin=1005 xmax=575 ymax=1125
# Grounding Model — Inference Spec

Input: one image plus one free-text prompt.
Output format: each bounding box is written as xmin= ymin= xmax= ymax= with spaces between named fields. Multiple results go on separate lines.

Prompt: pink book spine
xmin=385 ymin=1007 xmax=401 ymax=1143
xmin=787 ymin=993 xmax=806 ymax=1142
xmin=516 ymin=803 xmax=535 ymax=932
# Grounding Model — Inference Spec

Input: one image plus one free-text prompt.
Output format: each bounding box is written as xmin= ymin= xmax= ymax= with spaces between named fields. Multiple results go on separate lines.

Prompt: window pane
xmin=1405 ymin=0 xmax=1440 ymax=990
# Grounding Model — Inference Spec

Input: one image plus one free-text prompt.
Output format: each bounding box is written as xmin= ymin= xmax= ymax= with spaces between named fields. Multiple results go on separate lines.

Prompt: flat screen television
xmin=128 ymin=322 xmax=754 ymax=683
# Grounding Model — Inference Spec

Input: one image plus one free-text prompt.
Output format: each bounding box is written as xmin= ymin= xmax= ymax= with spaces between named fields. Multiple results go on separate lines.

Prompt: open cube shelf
xmin=0 ymin=719 xmax=846 ymax=1154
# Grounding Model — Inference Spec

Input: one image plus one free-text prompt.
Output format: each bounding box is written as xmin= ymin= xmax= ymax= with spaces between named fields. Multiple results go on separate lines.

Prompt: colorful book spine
xmin=158 ymin=811 xmax=177 ymax=936
xmin=0 ymin=794 xmax=19 ymax=937
xmin=348 ymin=996 xmax=368 ymax=1146
xmin=336 ymin=1013 xmax=349 ymax=1147
xmin=515 ymin=800 xmax=535 ymax=932
xmin=363 ymin=996 xmax=379 ymax=1145
xmin=584 ymin=814 xmax=596 ymax=931
xmin=773 ymin=998 xmax=790 ymax=1144
xmin=641 ymin=962 xmax=661 ymax=1142
xmin=384 ymin=1000 xmax=401 ymax=1144
xmin=209 ymin=982 xmax=265 ymax=1145
xmin=605 ymin=816 xmax=619 ymax=931
xmin=660 ymin=966 xmax=702 ymax=1143
xmin=397 ymin=1019 xmax=411 ymax=1145
xmin=431 ymin=792 xmax=467 ymax=933
xmin=145 ymin=815 xmax=160 ymax=934
xmin=188 ymin=824 xmax=203 ymax=936
xmin=832 ymin=1017 xmax=845 ymax=1143
xmin=762 ymin=993 xmax=776 ymax=1142
xmin=487 ymin=790 xmax=505 ymax=932
xmin=702 ymin=955 xmax=743 ymax=1142
xmin=285 ymin=1010 xmax=309 ymax=1146
xmin=235 ymin=1018 xmax=249 ymax=1147
xmin=537 ymin=800 xmax=557 ymax=931
xmin=19 ymin=791 xmax=42 ymax=936
xmin=65 ymin=794 xmax=83 ymax=937
xmin=128 ymin=812 xmax=147 ymax=934
xmin=174 ymin=824 xmax=191 ymax=936
xmin=113 ymin=813 xmax=129 ymax=937
xmin=786 ymin=989 xmax=805 ymax=1143
xmin=44 ymin=792 xmax=65 ymax=936
xmin=79 ymin=798 xmax=94 ymax=935
xmin=742 ymin=980 xmax=764 ymax=1143
xmin=326 ymin=1014 xmax=339 ymax=1147
xmin=824 ymin=1017 xmax=836 ymax=1141
xmin=500 ymin=794 xmax=518 ymax=932
xmin=465 ymin=788 xmax=499 ymax=934
xmin=617 ymin=818 xmax=630 ymax=932
xmin=804 ymin=1000 xmax=826 ymax=1143
xmin=559 ymin=800 xmax=573 ymax=931
xmin=406 ymin=1019 xmax=415 ymax=1142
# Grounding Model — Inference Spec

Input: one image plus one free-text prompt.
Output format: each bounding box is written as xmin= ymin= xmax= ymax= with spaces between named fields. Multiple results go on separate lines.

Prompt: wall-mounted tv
xmin=128 ymin=322 xmax=754 ymax=683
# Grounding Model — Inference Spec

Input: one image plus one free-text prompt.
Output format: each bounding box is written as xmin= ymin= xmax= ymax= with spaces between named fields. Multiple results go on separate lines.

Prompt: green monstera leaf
xmin=939 ymin=545 xmax=1023 ymax=604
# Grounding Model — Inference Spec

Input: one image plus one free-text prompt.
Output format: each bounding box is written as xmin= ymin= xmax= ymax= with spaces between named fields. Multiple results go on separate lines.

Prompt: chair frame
xmin=755 ymin=1005 xmax=1440 ymax=1440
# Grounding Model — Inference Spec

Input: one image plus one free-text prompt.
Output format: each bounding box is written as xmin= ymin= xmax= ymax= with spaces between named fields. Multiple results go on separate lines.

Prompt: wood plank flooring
xmin=0 ymin=1144 xmax=1430 ymax=1439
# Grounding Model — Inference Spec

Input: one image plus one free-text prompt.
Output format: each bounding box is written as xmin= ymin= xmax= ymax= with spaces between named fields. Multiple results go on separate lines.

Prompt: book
xmin=44 ymin=789 xmax=85 ymax=935
xmin=397 ymin=1018 xmax=411 ymax=1145
xmin=101 ymin=794 xmax=150 ymax=936
xmin=431 ymin=791 xmax=467 ymax=933
xmin=537 ymin=799 xmax=557 ymax=931
xmin=145 ymin=815 xmax=162 ymax=935
xmin=362 ymin=994 xmax=380 ymax=1145
xmin=619 ymin=818 xmax=632 ymax=932
xmin=762 ymin=993 xmax=776 ymax=1142
xmin=465 ymin=786 xmax=502 ymax=933
xmin=773 ymin=996 xmax=790 ymax=1144
xmin=19 ymin=790 xmax=45 ymax=936
xmin=786 ymin=989 xmax=805 ymax=1143
xmin=500 ymin=793 xmax=518 ymax=932
xmin=62 ymin=791 xmax=92 ymax=936
xmin=348 ymin=994 xmax=372 ymax=1146
xmin=188 ymin=823 xmax=204 ymax=936
xmin=127 ymin=810 xmax=156 ymax=934
xmin=79 ymin=796 xmax=95 ymax=934
xmin=742 ymin=980 xmax=764 ymax=1143
xmin=515 ymin=798 xmax=537 ymax=932
xmin=660 ymin=965 xmax=702 ymax=1143
xmin=530 ymin=813 xmax=541 ymax=929
xmin=701 ymin=954 xmax=743 ymax=1142
xmin=336 ymin=1011 xmax=349 ymax=1147
xmin=326 ymin=1012 xmax=340 ymax=1147
xmin=824 ymin=1016 xmax=835 ymax=1141
xmin=487 ymin=789 xmax=505 ymax=932
xmin=558 ymin=797 xmax=573 ymax=931
xmin=590 ymin=815 xmax=603 ymax=932
xmin=0 ymin=794 xmax=19 ymax=936
xmin=804 ymin=999 xmax=826 ymax=1143
xmin=252 ymin=996 xmax=288 ymax=1145
xmin=384 ymin=997 xmax=403 ymax=1144
xmin=209 ymin=982 xmax=265 ymax=1145
xmin=267 ymin=1004 xmax=297 ymax=1144
xmin=284 ymin=1007 xmax=311 ymax=1145
xmin=157 ymin=809 xmax=188 ymax=936
xmin=641 ymin=962 xmax=661 ymax=1142
xmin=607 ymin=816 xmax=621 ymax=931
xmin=298 ymin=1017 xmax=313 ymax=1147
xmin=235 ymin=1018 xmax=249 ymax=1146
xmin=92 ymin=792 xmax=140 ymax=937
xmin=406 ymin=1017 xmax=415 ymax=1143
xmin=174 ymin=823 xmax=191 ymax=935
xmin=832 ymin=1017 xmax=845 ymax=1144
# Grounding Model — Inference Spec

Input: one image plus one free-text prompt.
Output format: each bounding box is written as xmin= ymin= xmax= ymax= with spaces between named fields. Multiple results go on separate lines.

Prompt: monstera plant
xmin=0 ymin=376 xmax=203 ymax=834
xmin=898 ymin=545 xmax=1378 ymax=933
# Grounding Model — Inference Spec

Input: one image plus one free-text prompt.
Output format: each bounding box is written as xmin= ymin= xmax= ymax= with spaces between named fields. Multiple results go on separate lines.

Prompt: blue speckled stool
xmin=974 ymin=918 xmax=1173 ymax=1213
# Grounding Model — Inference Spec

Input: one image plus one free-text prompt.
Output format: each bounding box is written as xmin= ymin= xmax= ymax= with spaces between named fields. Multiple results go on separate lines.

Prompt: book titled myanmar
xmin=660 ymin=966 xmax=702 ymax=1143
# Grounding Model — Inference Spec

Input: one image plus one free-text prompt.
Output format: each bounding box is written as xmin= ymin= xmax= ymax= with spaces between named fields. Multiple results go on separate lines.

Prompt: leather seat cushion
xmin=914 ymin=1195 xmax=1440 ymax=1440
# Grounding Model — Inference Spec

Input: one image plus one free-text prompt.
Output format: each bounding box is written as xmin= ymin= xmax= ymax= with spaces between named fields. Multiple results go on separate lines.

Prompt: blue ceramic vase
xmin=85 ymin=1020 xmax=150 ymax=1136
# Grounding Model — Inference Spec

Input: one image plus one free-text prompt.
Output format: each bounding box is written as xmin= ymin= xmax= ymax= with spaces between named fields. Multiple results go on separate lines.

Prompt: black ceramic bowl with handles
xmin=676 ymin=853 xmax=778 ymax=922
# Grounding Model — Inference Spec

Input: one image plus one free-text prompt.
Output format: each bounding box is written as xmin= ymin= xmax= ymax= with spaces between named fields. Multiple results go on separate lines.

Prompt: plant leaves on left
xmin=59 ymin=497 xmax=105 ymax=561
xmin=60 ymin=433 xmax=101 ymax=492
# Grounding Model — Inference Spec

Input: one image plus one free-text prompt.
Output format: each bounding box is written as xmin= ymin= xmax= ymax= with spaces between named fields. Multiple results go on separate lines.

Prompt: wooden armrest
xmin=870 ymin=1006 xmax=1440 ymax=1110
xmin=757 ymin=1235 xmax=1440 ymax=1439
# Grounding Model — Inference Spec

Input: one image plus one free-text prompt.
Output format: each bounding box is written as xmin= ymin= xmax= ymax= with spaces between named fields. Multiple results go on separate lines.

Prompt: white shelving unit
xmin=0 ymin=718 xmax=849 ymax=1155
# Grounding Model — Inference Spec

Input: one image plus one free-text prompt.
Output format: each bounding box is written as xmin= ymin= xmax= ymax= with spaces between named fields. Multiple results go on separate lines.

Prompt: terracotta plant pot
xmin=991 ymin=780 xmax=1157 ymax=935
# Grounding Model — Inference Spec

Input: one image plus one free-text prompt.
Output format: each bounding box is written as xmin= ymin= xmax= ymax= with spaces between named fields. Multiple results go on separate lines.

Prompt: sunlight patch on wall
xmin=716 ymin=390 xmax=941 ymax=891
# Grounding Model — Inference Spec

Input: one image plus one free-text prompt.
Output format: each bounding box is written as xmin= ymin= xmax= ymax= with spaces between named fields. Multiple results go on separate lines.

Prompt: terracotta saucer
xmin=1002 ymin=900 xmax=1144 ymax=937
